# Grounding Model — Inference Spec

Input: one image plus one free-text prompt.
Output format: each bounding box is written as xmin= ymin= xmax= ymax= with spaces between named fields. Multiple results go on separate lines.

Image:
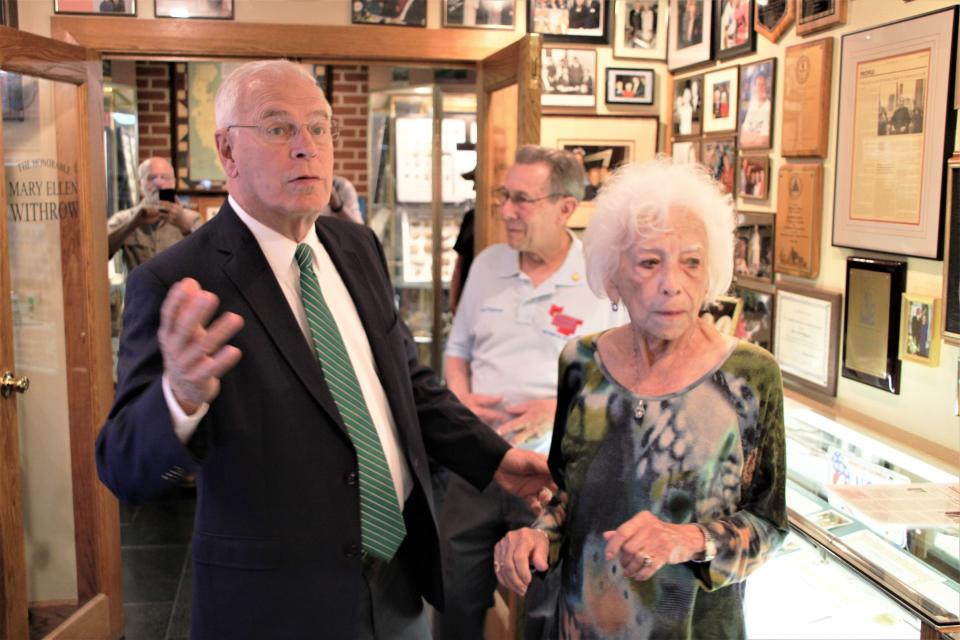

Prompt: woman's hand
xmin=603 ymin=511 xmax=704 ymax=581
xmin=493 ymin=528 xmax=550 ymax=596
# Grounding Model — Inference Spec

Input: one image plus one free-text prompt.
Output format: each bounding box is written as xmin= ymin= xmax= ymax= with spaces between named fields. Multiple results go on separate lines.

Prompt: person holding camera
xmin=107 ymin=156 xmax=203 ymax=271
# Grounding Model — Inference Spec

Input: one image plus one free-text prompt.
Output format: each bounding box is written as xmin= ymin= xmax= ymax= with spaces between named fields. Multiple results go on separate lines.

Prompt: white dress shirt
xmin=163 ymin=195 xmax=413 ymax=507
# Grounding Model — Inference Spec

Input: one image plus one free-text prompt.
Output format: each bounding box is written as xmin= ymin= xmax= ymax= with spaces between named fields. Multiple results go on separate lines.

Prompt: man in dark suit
xmin=96 ymin=60 xmax=552 ymax=640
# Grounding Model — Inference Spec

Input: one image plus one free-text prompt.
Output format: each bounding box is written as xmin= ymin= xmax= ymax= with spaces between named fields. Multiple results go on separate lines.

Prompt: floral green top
xmin=535 ymin=334 xmax=788 ymax=640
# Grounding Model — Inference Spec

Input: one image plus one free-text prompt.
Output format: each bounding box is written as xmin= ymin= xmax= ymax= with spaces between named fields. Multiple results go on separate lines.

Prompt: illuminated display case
xmin=746 ymin=396 xmax=959 ymax=639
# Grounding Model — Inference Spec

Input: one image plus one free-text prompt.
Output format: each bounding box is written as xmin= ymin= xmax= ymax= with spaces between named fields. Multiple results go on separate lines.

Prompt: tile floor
xmin=119 ymin=486 xmax=196 ymax=640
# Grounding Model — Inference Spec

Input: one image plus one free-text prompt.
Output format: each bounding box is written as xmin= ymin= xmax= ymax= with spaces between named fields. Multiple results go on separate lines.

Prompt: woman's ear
xmin=605 ymin=280 xmax=621 ymax=307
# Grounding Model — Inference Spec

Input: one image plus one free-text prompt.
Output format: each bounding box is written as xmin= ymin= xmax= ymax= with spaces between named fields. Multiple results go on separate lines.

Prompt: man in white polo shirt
xmin=437 ymin=145 xmax=625 ymax=639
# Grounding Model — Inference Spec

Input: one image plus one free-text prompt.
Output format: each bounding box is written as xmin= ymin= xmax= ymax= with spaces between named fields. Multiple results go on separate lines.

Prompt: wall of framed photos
xmin=14 ymin=0 xmax=960 ymax=461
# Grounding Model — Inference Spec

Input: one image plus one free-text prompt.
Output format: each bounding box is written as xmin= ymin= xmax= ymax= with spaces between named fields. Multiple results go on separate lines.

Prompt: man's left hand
xmin=493 ymin=449 xmax=556 ymax=514
xmin=495 ymin=398 xmax=557 ymax=445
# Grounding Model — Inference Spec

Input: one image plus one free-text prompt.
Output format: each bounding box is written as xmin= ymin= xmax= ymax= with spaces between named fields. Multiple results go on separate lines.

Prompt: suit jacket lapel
xmin=213 ymin=204 xmax=348 ymax=435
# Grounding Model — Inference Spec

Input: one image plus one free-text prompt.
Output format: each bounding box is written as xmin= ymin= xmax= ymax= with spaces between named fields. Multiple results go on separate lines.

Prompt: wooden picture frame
xmin=755 ymin=0 xmax=793 ymax=43
xmin=795 ymin=0 xmax=846 ymax=37
xmin=353 ymin=0 xmax=426 ymax=26
xmin=734 ymin=211 xmax=774 ymax=285
xmin=443 ymin=0 xmax=515 ymax=28
xmin=702 ymin=136 xmax=736 ymax=195
xmin=703 ymin=65 xmax=739 ymax=134
xmin=832 ymin=8 xmax=957 ymax=259
xmin=774 ymin=283 xmax=841 ymax=397
xmin=700 ymin=295 xmax=743 ymax=336
xmin=775 ymin=163 xmax=822 ymax=279
xmin=155 ymin=0 xmax=232 ymax=18
xmin=943 ymin=158 xmax=960 ymax=345
xmin=613 ymin=0 xmax=668 ymax=60
xmin=899 ymin=293 xmax=942 ymax=367
xmin=842 ymin=257 xmax=906 ymax=395
xmin=668 ymin=0 xmax=713 ymax=72
xmin=738 ymin=154 xmax=769 ymax=199
xmin=782 ymin=37 xmax=832 ymax=158
xmin=54 ymin=0 xmax=135 ymax=14
xmin=541 ymin=115 xmax=659 ymax=227
xmin=732 ymin=283 xmax=775 ymax=353
xmin=672 ymin=74 xmax=704 ymax=137
xmin=529 ymin=0 xmax=609 ymax=44
xmin=714 ymin=0 xmax=755 ymax=62
xmin=738 ymin=57 xmax=775 ymax=150
xmin=605 ymin=67 xmax=655 ymax=105
xmin=541 ymin=47 xmax=598 ymax=108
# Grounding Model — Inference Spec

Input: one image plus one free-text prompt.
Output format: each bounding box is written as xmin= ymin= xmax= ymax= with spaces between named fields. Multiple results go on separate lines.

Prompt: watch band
xmin=694 ymin=523 xmax=717 ymax=562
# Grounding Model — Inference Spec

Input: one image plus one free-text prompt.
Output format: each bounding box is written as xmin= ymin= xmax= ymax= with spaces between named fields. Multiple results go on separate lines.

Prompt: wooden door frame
xmin=0 ymin=26 xmax=120 ymax=640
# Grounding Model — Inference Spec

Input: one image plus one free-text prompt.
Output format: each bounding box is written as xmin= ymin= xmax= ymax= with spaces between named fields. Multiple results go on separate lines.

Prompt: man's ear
xmin=215 ymin=130 xmax=239 ymax=178
xmin=556 ymin=195 xmax=578 ymax=225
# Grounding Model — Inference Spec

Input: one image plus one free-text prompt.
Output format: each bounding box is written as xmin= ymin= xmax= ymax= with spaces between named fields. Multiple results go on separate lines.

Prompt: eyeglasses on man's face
xmin=492 ymin=187 xmax=564 ymax=208
xmin=226 ymin=118 xmax=341 ymax=145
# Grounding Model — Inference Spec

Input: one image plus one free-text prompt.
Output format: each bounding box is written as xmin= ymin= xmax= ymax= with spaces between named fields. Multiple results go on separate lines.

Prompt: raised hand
xmin=158 ymin=278 xmax=244 ymax=414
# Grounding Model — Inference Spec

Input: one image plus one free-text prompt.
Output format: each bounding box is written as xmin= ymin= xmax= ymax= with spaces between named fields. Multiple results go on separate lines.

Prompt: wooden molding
xmin=46 ymin=594 xmax=110 ymax=640
xmin=52 ymin=16 xmax=520 ymax=64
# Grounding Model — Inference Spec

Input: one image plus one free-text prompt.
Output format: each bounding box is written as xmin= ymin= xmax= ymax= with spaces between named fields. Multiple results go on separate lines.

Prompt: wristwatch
xmin=694 ymin=523 xmax=717 ymax=562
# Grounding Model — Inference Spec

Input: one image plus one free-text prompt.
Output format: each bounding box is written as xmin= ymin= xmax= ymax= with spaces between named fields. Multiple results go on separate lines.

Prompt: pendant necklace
xmin=632 ymin=335 xmax=646 ymax=420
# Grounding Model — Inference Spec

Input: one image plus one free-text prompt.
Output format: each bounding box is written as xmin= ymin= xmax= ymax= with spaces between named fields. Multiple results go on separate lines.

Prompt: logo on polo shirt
xmin=549 ymin=304 xmax=583 ymax=336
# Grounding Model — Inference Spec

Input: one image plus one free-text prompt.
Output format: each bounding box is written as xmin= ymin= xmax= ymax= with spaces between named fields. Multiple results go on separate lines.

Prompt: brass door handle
xmin=1 ymin=371 xmax=29 ymax=398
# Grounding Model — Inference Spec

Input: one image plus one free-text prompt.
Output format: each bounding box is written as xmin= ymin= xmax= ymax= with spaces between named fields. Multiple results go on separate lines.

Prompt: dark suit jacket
xmin=96 ymin=202 xmax=510 ymax=639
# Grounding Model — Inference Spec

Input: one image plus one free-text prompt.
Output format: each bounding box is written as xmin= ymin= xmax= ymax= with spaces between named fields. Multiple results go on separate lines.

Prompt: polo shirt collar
xmin=496 ymin=230 xmax=586 ymax=288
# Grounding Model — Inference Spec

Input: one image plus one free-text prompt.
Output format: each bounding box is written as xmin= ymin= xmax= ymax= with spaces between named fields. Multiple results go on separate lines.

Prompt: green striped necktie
xmin=295 ymin=243 xmax=407 ymax=562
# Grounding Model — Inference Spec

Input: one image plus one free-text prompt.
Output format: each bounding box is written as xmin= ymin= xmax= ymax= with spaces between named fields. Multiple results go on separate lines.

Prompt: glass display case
xmin=368 ymin=83 xmax=477 ymax=373
xmin=746 ymin=396 xmax=959 ymax=639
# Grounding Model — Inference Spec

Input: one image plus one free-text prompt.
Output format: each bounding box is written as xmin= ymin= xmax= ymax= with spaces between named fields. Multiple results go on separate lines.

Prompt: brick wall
xmin=135 ymin=61 xmax=172 ymax=164
xmin=330 ymin=66 xmax=370 ymax=203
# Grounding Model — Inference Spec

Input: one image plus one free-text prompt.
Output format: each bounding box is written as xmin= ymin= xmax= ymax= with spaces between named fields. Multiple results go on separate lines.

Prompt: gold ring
xmin=641 ymin=553 xmax=652 ymax=568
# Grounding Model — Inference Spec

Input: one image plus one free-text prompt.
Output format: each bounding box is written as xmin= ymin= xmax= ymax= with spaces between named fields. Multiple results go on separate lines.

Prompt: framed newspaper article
xmin=832 ymin=7 xmax=958 ymax=259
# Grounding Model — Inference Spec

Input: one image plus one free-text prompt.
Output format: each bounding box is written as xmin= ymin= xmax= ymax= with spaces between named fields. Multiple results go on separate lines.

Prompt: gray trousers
xmin=356 ymin=545 xmax=431 ymax=640
xmin=434 ymin=474 xmax=560 ymax=640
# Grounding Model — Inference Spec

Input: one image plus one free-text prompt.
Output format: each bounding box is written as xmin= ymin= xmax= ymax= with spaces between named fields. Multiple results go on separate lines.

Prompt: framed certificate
xmin=781 ymin=37 xmax=832 ymax=158
xmin=842 ymin=257 xmax=906 ymax=395
xmin=774 ymin=284 xmax=841 ymax=397
xmin=774 ymin=163 xmax=822 ymax=279
xmin=832 ymin=8 xmax=958 ymax=259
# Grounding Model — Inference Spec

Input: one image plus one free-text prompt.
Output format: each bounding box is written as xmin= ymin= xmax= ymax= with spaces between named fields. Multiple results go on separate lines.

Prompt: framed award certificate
xmin=774 ymin=284 xmax=841 ymax=397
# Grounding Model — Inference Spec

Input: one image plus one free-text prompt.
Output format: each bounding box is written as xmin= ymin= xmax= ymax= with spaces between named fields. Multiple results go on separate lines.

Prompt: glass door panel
xmin=3 ymin=70 xmax=80 ymax=627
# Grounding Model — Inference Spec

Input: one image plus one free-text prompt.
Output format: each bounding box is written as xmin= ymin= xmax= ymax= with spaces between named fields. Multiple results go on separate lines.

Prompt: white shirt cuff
xmin=162 ymin=374 xmax=209 ymax=444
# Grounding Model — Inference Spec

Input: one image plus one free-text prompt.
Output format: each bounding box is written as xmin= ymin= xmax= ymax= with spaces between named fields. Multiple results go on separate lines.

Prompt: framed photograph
xmin=782 ymin=37 xmax=833 ymax=157
xmin=755 ymin=0 xmax=793 ymax=43
xmin=842 ymin=257 xmax=907 ymax=395
xmin=701 ymin=137 xmax=736 ymax=195
xmin=738 ymin=154 xmax=769 ymax=199
xmin=529 ymin=0 xmax=609 ymax=43
xmin=899 ymin=294 xmax=941 ymax=367
xmin=668 ymin=0 xmax=713 ymax=72
xmin=715 ymin=0 xmax=755 ymax=62
xmin=605 ymin=68 xmax=655 ymax=105
xmin=732 ymin=284 xmax=775 ymax=352
xmin=775 ymin=163 xmax=822 ymax=278
xmin=700 ymin=295 xmax=743 ymax=336
xmin=672 ymin=74 xmax=704 ymax=137
xmin=443 ymin=0 xmax=515 ymax=27
xmin=774 ymin=283 xmax=842 ymax=397
xmin=542 ymin=47 xmax=597 ymax=108
xmin=672 ymin=140 xmax=700 ymax=164
xmin=796 ymin=0 xmax=846 ymax=37
xmin=54 ymin=0 xmax=135 ymax=14
xmin=738 ymin=58 xmax=775 ymax=150
xmin=613 ymin=0 xmax=668 ymax=60
xmin=155 ymin=0 xmax=232 ymax=18
xmin=541 ymin=115 xmax=659 ymax=226
xmin=353 ymin=0 xmax=426 ymax=26
xmin=734 ymin=212 xmax=774 ymax=284
xmin=833 ymin=8 xmax=957 ymax=259
xmin=943 ymin=158 xmax=960 ymax=345
xmin=703 ymin=66 xmax=739 ymax=134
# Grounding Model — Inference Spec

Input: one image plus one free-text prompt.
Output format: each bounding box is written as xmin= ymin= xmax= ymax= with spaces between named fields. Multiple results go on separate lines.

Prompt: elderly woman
xmin=493 ymin=160 xmax=787 ymax=639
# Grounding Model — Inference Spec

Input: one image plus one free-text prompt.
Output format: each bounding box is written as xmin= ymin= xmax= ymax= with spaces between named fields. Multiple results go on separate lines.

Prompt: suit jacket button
xmin=344 ymin=471 xmax=358 ymax=486
xmin=344 ymin=544 xmax=361 ymax=558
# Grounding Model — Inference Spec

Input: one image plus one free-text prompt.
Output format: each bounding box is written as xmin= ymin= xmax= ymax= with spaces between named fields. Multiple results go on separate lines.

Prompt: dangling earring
xmin=611 ymin=301 xmax=619 ymax=312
